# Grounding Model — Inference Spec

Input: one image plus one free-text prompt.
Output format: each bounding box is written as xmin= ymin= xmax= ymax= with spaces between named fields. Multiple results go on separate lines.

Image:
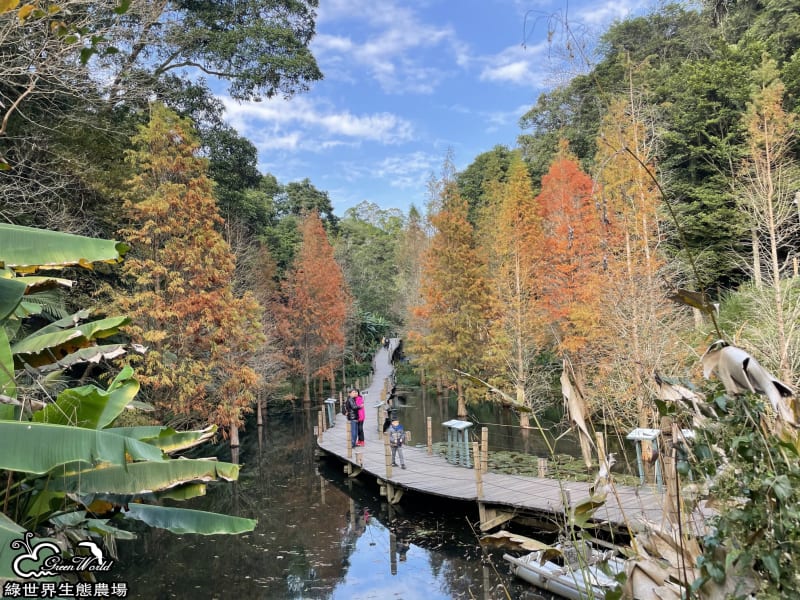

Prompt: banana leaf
xmin=107 ymin=425 xmax=217 ymax=453
xmin=0 ymin=325 xmax=15 ymax=398
xmin=158 ymin=483 xmax=207 ymax=501
xmin=667 ymin=287 xmax=716 ymax=315
xmin=0 ymin=515 xmax=66 ymax=582
xmin=12 ymin=316 xmax=130 ymax=367
xmin=560 ymin=363 xmax=595 ymax=470
xmin=33 ymin=368 xmax=139 ymax=429
xmin=0 ymin=276 xmax=27 ymax=321
xmin=0 ymin=421 xmax=164 ymax=473
xmin=35 ymin=344 xmax=126 ymax=373
xmin=14 ymin=275 xmax=74 ymax=292
xmin=50 ymin=459 xmax=240 ymax=494
xmin=0 ymin=223 xmax=128 ymax=273
xmin=122 ymin=503 xmax=256 ymax=535
xmin=0 ymin=512 xmax=28 ymax=580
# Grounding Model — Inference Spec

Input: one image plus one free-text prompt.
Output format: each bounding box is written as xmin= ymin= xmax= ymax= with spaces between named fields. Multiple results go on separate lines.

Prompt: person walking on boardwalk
xmin=346 ymin=389 xmax=360 ymax=448
xmin=388 ymin=413 xmax=406 ymax=469
xmin=355 ymin=389 xmax=366 ymax=446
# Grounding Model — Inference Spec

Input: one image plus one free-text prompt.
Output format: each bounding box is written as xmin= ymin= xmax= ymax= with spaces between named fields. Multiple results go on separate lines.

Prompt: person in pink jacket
xmin=355 ymin=390 xmax=366 ymax=446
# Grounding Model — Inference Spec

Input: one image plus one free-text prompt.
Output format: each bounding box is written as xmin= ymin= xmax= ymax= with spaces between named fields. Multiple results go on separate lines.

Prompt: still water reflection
xmin=110 ymin=394 xmax=567 ymax=599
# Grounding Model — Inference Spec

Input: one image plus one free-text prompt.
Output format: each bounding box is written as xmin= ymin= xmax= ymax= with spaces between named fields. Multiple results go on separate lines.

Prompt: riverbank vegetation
xmin=2 ymin=0 xmax=800 ymax=596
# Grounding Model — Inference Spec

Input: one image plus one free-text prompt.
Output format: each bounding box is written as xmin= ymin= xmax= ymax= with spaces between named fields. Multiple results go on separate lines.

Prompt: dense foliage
xmin=3 ymin=0 xmax=800 ymax=595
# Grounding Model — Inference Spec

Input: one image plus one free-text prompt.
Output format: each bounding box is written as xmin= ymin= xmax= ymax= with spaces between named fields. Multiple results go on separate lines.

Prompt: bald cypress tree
xmin=116 ymin=103 xmax=263 ymax=445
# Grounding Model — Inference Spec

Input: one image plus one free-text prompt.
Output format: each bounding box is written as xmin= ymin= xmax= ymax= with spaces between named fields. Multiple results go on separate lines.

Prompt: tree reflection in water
xmin=108 ymin=401 xmax=554 ymax=599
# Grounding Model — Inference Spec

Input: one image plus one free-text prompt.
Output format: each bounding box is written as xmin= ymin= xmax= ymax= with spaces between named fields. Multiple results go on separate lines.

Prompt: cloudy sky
xmin=219 ymin=0 xmax=649 ymax=216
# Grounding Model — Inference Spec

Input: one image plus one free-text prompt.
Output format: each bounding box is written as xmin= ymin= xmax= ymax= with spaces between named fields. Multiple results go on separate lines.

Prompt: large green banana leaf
xmin=122 ymin=503 xmax=256 ymax=535
xmin=49 ymin=511 xmax=137 ymax=539
xmin=11 ymin=316 xmax=130 ymax=367
xmin=50 ymin=459 xmax=240 ymax=494
xmin=0 ymin=512 xmax=29 ymax=580
xmin=107 ymin=425 xmax=217 ymax=453
xmin=33 ymin=367 xmax=139 ymax=429
xmin=0 ymin=422 xmax=164 ymax=473
xmin=0 ymin=326 xmax=15 ymax=399
xmin=0 ymin=276 xmax=27 ymax=321
xmin=157 ymin=483 xmax=207 ymax=501
xmin=0 ymin=223 xmax=128 ymax=273
xmin=0 ymin=514 xmax=65 ymax=582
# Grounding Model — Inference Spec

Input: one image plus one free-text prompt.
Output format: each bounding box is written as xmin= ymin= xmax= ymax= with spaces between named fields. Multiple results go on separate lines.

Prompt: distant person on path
xmin=346 ymin=390 xmax=359 ymax=448
xmin=355 ymin=389 xmax=365 ymax=446
xmin=383 ymin=337 xmax=390 ymax=349
xmin=388 ymin=413 xmax=406 ymax=469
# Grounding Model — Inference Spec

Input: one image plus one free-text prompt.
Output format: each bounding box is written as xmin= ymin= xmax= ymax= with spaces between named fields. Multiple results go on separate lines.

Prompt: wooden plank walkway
xmin=316 ymin=340 xmax=672 ymax=534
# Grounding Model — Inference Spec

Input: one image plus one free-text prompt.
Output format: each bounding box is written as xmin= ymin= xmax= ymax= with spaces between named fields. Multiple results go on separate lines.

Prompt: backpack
xmin=389 ymin=424 xmax=405 ymax=446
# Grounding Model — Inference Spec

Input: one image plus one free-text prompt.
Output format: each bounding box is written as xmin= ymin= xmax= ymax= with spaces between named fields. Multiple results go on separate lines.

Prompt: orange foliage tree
xmin=275 ymin=210 xmax=349 ymax=405
xmin=116 ymin=103 xmax=264 ymax=445
xmin=409 ymin=181 xmax=499 ymax=417
xmin=485 ymin=154 xmax=546 ymax=426
xmin=593 ymin=96 xmax=681 ymax=427
xmin=534 ymin=141 xmax=605 ymax=392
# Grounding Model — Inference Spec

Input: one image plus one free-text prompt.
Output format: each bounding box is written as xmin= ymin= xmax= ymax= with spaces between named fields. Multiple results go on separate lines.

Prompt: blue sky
xmin=219 ymin=0 xmax=649 ymax=217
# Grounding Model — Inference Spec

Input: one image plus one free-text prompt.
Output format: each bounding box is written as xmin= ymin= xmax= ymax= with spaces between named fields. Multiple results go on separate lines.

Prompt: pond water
xmin=109 ymin=389 xmax=637 ymax=599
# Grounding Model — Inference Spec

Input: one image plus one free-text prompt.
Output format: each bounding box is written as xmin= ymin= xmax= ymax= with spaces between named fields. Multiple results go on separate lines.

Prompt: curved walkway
xmin=317 ymin=339 xmax=675 ymax=534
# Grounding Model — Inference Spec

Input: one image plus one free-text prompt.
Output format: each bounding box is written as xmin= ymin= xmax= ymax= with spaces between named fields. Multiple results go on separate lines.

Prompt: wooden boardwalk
xmin=316 ymin=340 xmax=673 ymax=534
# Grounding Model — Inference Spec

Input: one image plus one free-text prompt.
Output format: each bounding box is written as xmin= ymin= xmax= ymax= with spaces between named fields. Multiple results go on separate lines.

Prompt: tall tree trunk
xmin=752 ymin=227 xmax=762 ymax=288
xmin=303 ymin=373 xmax=311 ymax=407
xmin=457 ymin=378 xmax=467 ymax=418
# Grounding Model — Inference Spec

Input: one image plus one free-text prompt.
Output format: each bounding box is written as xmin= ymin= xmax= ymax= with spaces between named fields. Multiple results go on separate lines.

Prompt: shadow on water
xmin=109 ymin=393 xmax=585 ymax=599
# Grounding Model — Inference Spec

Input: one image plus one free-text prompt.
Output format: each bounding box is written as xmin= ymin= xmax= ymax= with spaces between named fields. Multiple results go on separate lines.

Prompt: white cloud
xmin=253 ymin=132 xmax=302 ymax=151
xmin=330 ymin=150 xmax=439 ymax=192
xmin=478 ymin=41 xmax=549 ymax=86
xmin=220 ymin=96 xmax=414 ymax=148
xmin=312 ymin=0 xmax=469 ymax=94
xmin=376 ymin=151 xmax=440 ymax=189
xmin=576 ymin=0 xmax=640 ymax=26
xmin=481 ymin=61 xmax=531 ymax=84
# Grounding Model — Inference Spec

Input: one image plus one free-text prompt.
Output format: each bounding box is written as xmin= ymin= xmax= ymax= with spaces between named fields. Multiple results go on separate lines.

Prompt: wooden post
xmin=317 ymin=411 xmax=323 ymax=442
xmin=346 ymin=421 xmax=352 ymax=459
xmin=481 ymin=427 xmax=488 ymax=473
xmin=384 ymin=430 xmax=393 ymax=478
xmin=426 ymin=417 xmax=432 ymax=455
xmin=538 ymin=457 xmax=548 ymax=478
xmin=473 ymin=442 xmax=483 ymax=498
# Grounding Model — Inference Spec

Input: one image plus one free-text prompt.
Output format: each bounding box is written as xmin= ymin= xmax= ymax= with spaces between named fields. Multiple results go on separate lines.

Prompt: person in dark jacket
xmin=388 ymin=414 xmax=406 ymax=469
xmin=346 ymin=389 xmax=359 ymax=448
